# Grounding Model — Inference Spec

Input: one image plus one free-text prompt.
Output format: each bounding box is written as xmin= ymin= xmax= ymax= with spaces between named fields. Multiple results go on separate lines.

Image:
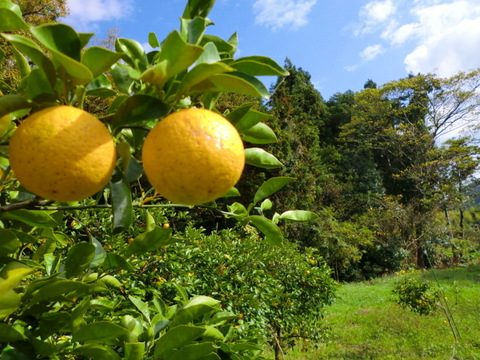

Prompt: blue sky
xmin=62 ymin=0 xmax=480 ymax=100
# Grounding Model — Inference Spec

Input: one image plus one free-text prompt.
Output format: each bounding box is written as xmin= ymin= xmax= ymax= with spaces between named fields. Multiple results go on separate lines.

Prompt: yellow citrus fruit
xmin=9 ymin=105 xmax=116 ymax=202
xmin=142 ymin=108 xmax=245 ymax=205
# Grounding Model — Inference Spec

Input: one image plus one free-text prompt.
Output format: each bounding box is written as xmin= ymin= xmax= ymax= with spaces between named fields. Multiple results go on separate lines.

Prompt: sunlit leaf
xmin=110 ymin=174 xmax=133 ymax=232
xmin=0 ymin=1 xmax=28 ymax=31
xmin=74 ymin=322 xmax=129 ymax=343
xmin=241 ymin=122 xmax=277 ymax=144
xmin=231 ymin=56 xmax=289 ymax=76
xmin=82 ymin=47 xmax=122 ymax=78
xmin=253 ymin=177 xmax=295 ymax=205
xmin=65 ymin=243 xmax=95 ymax=278
xmin=279 ymin=210 xmax=319 ymax=222
xmin=245 ymin=148 xmax=283 ymax=169
xmin=247 ymin=215 xmax=283 ymax=245
xmin=154 ymin=325 xmax=206 ymax=358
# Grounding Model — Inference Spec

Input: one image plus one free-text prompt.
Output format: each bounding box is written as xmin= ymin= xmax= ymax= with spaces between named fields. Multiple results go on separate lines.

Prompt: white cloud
xmin=253 ymin=0 xmax=317 ymax=30
xmin=355 ymin=0 xmax=480 ymax=78
xmin=360 ymin=44 xmax=385 ymax=61
xmin=356 ymin=0 xmax=397 ymax=35
xmin=63 ymin=0 xmax=133 ymax=30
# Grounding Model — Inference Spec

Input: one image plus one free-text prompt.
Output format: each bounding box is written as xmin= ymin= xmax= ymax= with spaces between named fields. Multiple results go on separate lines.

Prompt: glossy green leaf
xmin=103 ymin=253 xmax=134 ymax=271
xmin=0 ymin=262 xmax=32 ymax=306
xmin=232 ymin=108 xmax=271 ymax=131
xmin=163 ymin=342 xmax=216 ymax=360
xmin=89 ymin=236 xmax=106 ymax=268
xmin=65 ymin=243 xmax=96 ymax=278
xmin=190 ymin=71 xmax=270 ymax=99
xmin=86 ymin=74 xmax=117 ymax=97
xmin=222 ymin=187 xmax=240 ymax=198
xmin=181 ymin=17 xmax=211 ymax=45
xmin=279 ymin=210 xmax=319 ymax=222
xmin=180 ymin=62 xmax=233 ymax=95
xmin=115 ymin=38 xmax=148 ymax=71
xmin=154 ymin=325 xmax=206 ymax=358
xmin=32 ymin=238 xmax=56 ymax=262
xmin=74 ymin=322 xmax=129 ymax=343
xmin=253 ymin=177 xmax=295 ymax=205
xmin=129 ymin=295 xmax=150 ymax=322
xmin=124 ymin=342 xmax=146 ymax=360
xmin=196 ymin=42 xmax=221 ymax=64
xmin=82 ymin=47 xmax=122 ymax=78
xmin=231 ymin=56 xmax=289 ymax=76
xmin=172 ymin=296 xmax=220 ymax=326
xmin=247 ymin=215 xmax=283 ymax=245
xmin=110 ymin=63 xmax=134 ymax=94
xmin=260 ymin=199 xmax=273 ymax=212
xmin=27 ymin=278 xmax=106 ymax=305
xmin=25 ymin=68 xmax=56 ymax=102
xmin=110 ymin=175 xmax=133 ymax=232
xmin=244 ymin=148 xmax=283 ymax=169
xmin=200 ymin=35 xmax=234 ymax=57
xmin=0 ymin=229 xmax=21 ymax=254
xmin=227 ymin=202 xmax=249 ymax=217
xmin=0 ymin=323 xmax=25 ymax=342
xmin=12 ymin=47 xmax=30 ymax=78
xmin=112 ymin=95 xmax=170 ymax=130
xmin=241 ymin=122 xmax=277 ymax=144
xmin=74 ymin=345 xmax=122 ymax=360
xmin=31 ymin=23 xmax=81 ymax=60
xmin=31 ymin=23 xmax=93 ymax=85
xmin=79 ymin=33 xmax=94 ymax=48
xmin=148 ymin=32 xmax=161 ymax=48
xmin=227 ymin=32 xmax=238 ymax=56
xmin=0 ymin=1 xmax=28 ymax=31
xmin=0 ymin=94 xmax=32 ymax=118
xmin=182 ymin=0 xmax=215 ymax=18
xmin=224 ymin=102 xmax=256 ymax=124
xmin=126 ymin=226 xmax=173 ymax=255
xmin=141 ymin=31 xmax=204 ymax=89
xmin=2 ymin=34 xmax=56 ymax=86
xmin=0 ymin=209 xmax=58 ymax=228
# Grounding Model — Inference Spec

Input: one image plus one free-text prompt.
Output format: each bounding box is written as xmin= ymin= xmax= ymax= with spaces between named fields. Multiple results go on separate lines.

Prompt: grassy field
xmin=285 ymin=265 xmax=480 ymax=359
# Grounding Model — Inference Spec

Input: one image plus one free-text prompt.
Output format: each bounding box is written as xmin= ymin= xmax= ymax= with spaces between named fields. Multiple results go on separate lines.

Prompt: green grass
xmin=285 ymin=265 xmax=480 ymax=359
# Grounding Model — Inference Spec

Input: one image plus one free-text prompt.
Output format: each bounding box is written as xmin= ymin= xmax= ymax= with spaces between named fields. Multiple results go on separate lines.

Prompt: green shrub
xmin=393 ymin=275 xmax=441 ymax=315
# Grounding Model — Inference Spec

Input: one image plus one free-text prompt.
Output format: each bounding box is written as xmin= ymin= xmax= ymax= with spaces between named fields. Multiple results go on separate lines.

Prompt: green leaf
xmin=172 ymin=296 xmax=220 ymax=326
xmin=0 ymin=323 xmax=25 ymax=342
xmin=180 ymin=17 xmax=211 ymax=45
xmin=115 ymin=38 xmax=148 ymax=71
xmin=179 ymin=62 xmax=233 ymax=96
xmin=0 ymin=1 xmax=28 ymax=31
xmin=28 ymin=278 xmax=106 ymax=306
xmin=241 ymin=122 xmax=277 ymax=144
xmin=124 ymin=342 xmax=146 ymax=360
xmin=253 ymin=177 xmax=295 ymax=205
xmin=0 ymin=229 xmax=21 ymax=254
xmin=31 ymin=24 xmax=93 ymax=85
xmin=126 ymin=226 xmax=173 ymax=255
xmin=33 ymin=238 xmax=56 ymax=262
xmin=79 ymin=33 xmax=95 ymax=48
xmin=0 ymin=209 xmax=58 ymax=228
xmin=25 ymin=68 xmax=56 ymax=102
xmin=129 ymin=295 xmax=150 ymax=322
xmin=260 ymin=199 xmax=273 ymax=212
xmin=222 ymin=187 xmax=240 ymax=198
xmin=74 ymin=345 xmax=122 ymax=360
xmin=154 ymin=325 xmax=206 ymax=358
xmin=163 ymin=342 xmax=217 ymax=360
xmin=148 ymin=32 xmax=161 ymax=48
xmin=140 ymin=31 xmax=204 ymax=89
xmin=230 ymin=56 xmax=289 ymax=76
xmin=227 ymin=32 xmax=238 ymax=57
xmin=0 ymin=94 xmax=32 ymax=118
xmin=82 ymin=47 xmax=122 ymax=78
xmin=86 ymin=74 xmax=117 ymax=97
xmin=227 ymin=202 xmax=248 ymax=218
xmin=190 ymin=71 xmax=270 ymax=99
xmin=2 ymin=34 xmax=56 ymax=86
xmin=110 ymin=63 xmax=134 ymax=94
xmin=110 ymin=175 xmax=133 ymax=232
xmin=65 ymin=243 xmax=96 ymax=278
xmin=12 ymin=47 xmax=30 ymax=78
xmin=279 ymin=210 xmax=319 ymax=222
xmin=0 ymin=262 xmax=32 ymax=319
xmin=89 ymin=236 xmax=106 ymax=268
xmin=74 ymin=322 xmax=129 ymax=343
xmin=103 ymin=253 xmax=133 ymax=271
xmin=112 ymin=95 xmax=170 ymax=130
xmin=200 ymin=35 xmax=234 ymax=57
xmin=247 ymin=215 xmax=283 ymax=245
xmin=245 ymin=148 xmax=283 ymax=169
xmin=234 ymin=109 xmax=272 ymax=132
xmin=182 ymin=0 xmax=215 ymax=18
xmin=196 ymin=42 xmax=221 ymax=64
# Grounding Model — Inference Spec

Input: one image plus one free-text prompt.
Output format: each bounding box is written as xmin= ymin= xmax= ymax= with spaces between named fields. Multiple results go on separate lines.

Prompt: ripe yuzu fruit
xmin=9 ymin=105 xmax=116 ymax=202
xmin=142 ymin=108 xmax=245 ymax=205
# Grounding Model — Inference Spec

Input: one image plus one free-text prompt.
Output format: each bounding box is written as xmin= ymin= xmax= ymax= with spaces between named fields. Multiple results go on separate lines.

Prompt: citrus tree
xmin=0 ymin=0 xmax=334 ymax=358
